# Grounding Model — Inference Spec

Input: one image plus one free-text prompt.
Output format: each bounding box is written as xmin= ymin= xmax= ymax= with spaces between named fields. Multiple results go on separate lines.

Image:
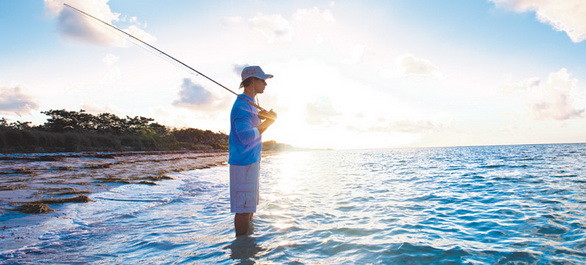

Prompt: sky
xmin=1 ymin=0 xmax=585 ymax=149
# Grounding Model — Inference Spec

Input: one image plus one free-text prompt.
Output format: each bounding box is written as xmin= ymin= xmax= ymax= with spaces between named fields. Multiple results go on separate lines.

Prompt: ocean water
xmin=1 ymin=144 xmax=585 ymax=264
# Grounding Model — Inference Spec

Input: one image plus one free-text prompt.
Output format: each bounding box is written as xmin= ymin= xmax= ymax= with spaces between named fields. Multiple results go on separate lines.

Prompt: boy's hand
xmin=259 ymin=109 xmax=277 ymax=121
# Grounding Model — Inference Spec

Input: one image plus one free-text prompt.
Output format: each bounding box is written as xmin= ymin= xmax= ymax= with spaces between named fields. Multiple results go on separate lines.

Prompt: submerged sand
xmin=0 ymin=150 xmax=228 ymax=214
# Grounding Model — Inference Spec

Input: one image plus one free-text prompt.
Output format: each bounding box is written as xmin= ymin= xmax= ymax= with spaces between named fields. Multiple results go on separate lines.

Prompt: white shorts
xmin=230 ymin=162 xmax=260 ymax=213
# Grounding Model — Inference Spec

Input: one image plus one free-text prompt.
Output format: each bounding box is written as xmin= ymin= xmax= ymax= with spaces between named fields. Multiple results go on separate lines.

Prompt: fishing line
xmin=63 ymin=3 xmax=267 ymax=112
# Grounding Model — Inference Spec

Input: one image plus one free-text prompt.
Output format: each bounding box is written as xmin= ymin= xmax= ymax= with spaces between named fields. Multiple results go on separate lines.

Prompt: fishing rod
xmin=63 ymin=3 xmax=268 ymax=112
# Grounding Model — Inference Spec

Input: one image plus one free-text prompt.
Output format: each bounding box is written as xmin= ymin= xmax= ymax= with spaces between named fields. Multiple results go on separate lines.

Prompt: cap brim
xmin=254 ymin=74 xmax=273 ymax=80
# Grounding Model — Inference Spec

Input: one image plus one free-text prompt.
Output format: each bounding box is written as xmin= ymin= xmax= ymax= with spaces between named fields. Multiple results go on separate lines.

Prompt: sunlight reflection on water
xmin=1 ymin=144 xmax=585 ymax=264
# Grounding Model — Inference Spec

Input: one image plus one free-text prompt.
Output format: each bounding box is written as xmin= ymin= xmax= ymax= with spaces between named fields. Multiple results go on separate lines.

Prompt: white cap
xmin=240 ymin=66 xmax=273 ymax=87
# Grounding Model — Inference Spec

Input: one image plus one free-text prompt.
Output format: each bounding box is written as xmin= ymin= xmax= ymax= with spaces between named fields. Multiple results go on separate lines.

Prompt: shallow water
xmin=1 ymin=144 xmax=585 ymax=264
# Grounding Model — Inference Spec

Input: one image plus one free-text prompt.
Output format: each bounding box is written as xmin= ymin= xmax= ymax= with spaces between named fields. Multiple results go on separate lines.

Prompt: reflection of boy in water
xmin=228 ymin=236 xmax=262 ymax=261
xmin=229 ymin=66 xmax=277 ymax=236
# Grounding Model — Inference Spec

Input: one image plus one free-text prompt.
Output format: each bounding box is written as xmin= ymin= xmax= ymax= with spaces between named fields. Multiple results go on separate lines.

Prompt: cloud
xmin=292 ymin=7 xmax=336 ymax=45
xmin=222 ymin=16 xmax=243 ymax=26
xmin=342 ymin=44 xmax=368 ymax=64
xmin=305 ymin=97 xmax=340 ymax=125
xmin=489 ymin=0 xmax=586 ymax=42
xmin=529 ymin=68 xmax=585 ymax=120
xmin=100 ymin=54 xmax=121 ymax=85
xmin=500 ymin=76 xmax=540 ymax=92
xmin=384 ymin=120 xmax=442 ymax=133
xmin=250 ymin=13 xmax=293 ymax=43
xmin=232 ymin=63 xmax=250 ymax=77
xmin=396 ymin=53 xmax=441 ymax=77
xmin=293 ymin=7 xmax=335 ymax=24
xmin=173 ymin=78 xmax=219 ymax=110
xmin=44 ymin=0 xmax=156 ymax=46
xmin=0 ymin=86 xmax=39 ymax=115
xmin=351 ymin=119 xmax=443 ymax=134
xmin=123 ymin=25 xmax=157 ymax=44
xmin=102 ymin=53 xmax=119 ymax=65
xmin=247 ymin=7 xmax=335 ymax=44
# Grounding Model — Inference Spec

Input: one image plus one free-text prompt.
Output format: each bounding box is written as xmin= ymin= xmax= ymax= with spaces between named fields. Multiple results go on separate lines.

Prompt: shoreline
xmin=0 ymin=150 xmax=229 ymax=214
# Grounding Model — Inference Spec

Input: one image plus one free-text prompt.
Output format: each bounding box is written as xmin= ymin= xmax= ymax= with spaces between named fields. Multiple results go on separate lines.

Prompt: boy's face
xmin=252 ymin=78 xmax=267 ymax=94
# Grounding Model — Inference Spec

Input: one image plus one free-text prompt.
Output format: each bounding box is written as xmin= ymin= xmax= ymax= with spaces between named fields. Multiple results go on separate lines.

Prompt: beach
xmin=0 ymin=150 xmax=228 ymax=215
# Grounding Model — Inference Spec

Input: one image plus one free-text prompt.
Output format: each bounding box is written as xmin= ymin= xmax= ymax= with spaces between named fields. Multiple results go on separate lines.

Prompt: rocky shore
xmin=0 ymin=150 xmax=228 ymax=214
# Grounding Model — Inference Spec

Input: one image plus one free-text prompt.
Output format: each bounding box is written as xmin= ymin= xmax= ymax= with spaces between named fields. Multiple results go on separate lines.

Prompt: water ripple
xmin=1 ymin=144 xmax=585 ymax=264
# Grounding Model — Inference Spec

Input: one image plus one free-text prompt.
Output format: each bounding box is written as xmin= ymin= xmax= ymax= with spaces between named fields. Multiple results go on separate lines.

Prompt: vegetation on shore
xmin=262 ymin=140 xmax=309 ymax=151
xmin=0 ymin=109 xmax=228 ymax=153
xmin=0 ymin=109 xmax=298 ymax=153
